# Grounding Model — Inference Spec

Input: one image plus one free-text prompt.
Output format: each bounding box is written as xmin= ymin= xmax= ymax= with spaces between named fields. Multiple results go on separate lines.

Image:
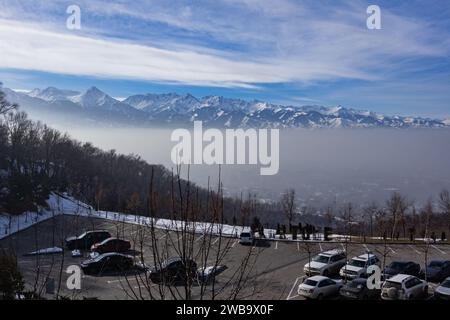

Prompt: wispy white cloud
xmin=0 ymin=19 xmax=279 ymax=87
xmin=0 ymin=0 xmax=449 ymax=92
xmin=0 ymin=18 xmax=383 ymax=88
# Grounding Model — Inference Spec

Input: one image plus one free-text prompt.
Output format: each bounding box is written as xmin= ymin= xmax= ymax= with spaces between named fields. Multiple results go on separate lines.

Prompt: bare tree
xmin=116 ymin=166 xmax=262 ymax=300
xmin=0 ymin=83 xmax=17 ymax=116
xmin=363 ymin=202 xmax=378 ymax=238
xmin=386 ymin=192 xmax=409 ymax=240
xmin=281 ymin=189 xmax=296 ymax=233
xmin=340 ymin=203 xmax=354 ymax=282
xmin=324 ymin=206 xmax=335 ymax=228
xmin=421 ymin=200 xmax=432 ymax=277
xmin=373 ymin=210 xmax=391 ymax=276
xmin=439 ymin=190 xmax=450 ymax=234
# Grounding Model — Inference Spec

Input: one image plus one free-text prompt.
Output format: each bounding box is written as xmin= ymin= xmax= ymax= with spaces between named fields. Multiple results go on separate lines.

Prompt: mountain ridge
xmin=4 ymin=86 xmax=449 ymax=129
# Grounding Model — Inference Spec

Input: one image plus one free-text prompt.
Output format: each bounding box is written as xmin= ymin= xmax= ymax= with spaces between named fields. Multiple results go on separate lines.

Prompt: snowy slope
xmin=0 ymin=193 xmax=253 ymax=240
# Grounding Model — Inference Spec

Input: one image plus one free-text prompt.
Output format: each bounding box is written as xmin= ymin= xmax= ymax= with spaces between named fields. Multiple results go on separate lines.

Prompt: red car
xmin=91 ymin=238 xmax=131 ymax=254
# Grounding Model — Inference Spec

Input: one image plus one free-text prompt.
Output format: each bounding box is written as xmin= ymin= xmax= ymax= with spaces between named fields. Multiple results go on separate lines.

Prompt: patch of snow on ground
xmin=0 ymin=193 xmax=263 ymax=240
xmin=25 ymin=247 xmax=63 ymax=256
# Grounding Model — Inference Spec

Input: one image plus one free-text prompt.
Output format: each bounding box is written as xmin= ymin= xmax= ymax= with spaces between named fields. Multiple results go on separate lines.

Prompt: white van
xmin=239 ymin=232 xmax=254 ymax=245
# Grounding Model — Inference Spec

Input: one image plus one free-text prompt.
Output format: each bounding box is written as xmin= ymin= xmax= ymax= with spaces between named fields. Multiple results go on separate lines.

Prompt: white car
xmin=381 ymin=274 xmax=428 ymax=300
xmin=434 ymin=277 xmax=450 ymax=300
xmin=304 ymin=249 xmax=346 ymax=277
xmin=239 ymin=232 xmax=254 ymax=245
xmin=298 ymin=276 xmax=343 ymax=300
xmin=340 ymin=253 xmax=380 ymax=280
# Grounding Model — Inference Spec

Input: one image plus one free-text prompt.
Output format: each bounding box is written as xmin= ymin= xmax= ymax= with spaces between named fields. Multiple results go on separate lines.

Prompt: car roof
xmin=354 ymin=253 xmax=376 ymax=260
xmin=387 ymin=274 xmax=414 ymax=283
xmin=86 ymin=230 xmax=110 ymax=234
xmin=351 ymin=278 xmax=368 ymax=284
xmin=390 ymin=261 xmax=412 ymax=264
xmin=166 ymin=257 xmax=183 ymax=263
xmin=102 ymin=237 xmax=127 ymax=241
xmin=160 ymin=257 xmax=196 ymax=268
xmin=320 ymin=249 xmax=344 ymax=256
xmin=307 ymin=275 xmax=329 ymax=282
xmin=96 ymin=252 xmax=130 ymax=259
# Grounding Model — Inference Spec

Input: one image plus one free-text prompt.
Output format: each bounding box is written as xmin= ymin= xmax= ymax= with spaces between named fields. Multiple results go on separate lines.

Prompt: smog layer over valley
xmin=56 ymin=125 xmax=450 ymax=207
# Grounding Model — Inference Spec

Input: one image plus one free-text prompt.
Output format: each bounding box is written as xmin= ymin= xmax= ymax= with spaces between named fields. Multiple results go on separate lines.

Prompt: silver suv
xmin=304 ymin=249 xmax=346 ymax=277
xmin=381 ymin=274 xmax=428 ymax=300
xmin=340 ymin=253 xmax=381 ymax=280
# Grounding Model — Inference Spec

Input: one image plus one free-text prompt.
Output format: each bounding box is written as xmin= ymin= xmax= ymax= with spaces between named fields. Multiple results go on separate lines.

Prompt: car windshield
xmin=384 ymin=281 xmax=402 ymax=290
xmin=429 ymin=261 xmax=443 ymax=268
xmin=349 ymin=259 xmax=366 ymax=268
xmin=100 ymin=238 xmax=112 ymax=245
xmin=441 ymin=280 xmax=450 ymax=288
xmin=304 ymin=279 xmax=318 ymax=287
xmin=313 ymin=255 xmax=329 ymax=263
xmin=388 ymin=262 xmax=407 ymax=270
xmin=348 ymin=280 xmax=365 ymax=289
xmin=78 ymin=232 xmax=86 ymax=238
xmin=240 ymin=233 xmax=251 ymax=237
xmin=93 ymin=254 xmax=111 ymax=262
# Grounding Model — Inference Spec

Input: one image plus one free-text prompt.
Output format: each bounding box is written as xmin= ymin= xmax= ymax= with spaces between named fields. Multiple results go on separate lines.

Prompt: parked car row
xmin=65 ymin=230 xmax=134 ymax=275
xmin=298 ymin=273 xmax=442 ymax=300
xmin=304 ymin=249 xmax=450 ymax=282
xmin=66 ymin=230 xmax=227 ymax=284
xmin=300 ymin=249 xmax=450 ymax=300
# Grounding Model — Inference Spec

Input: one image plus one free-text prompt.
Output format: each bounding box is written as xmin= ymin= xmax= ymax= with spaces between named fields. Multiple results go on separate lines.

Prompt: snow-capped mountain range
xmin=4 ymin=86 xmax=449 ymax=128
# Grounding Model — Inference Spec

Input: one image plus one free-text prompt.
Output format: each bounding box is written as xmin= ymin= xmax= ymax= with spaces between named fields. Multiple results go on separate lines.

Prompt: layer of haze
xmin=56 ymin=126 xmax=450 ymax=208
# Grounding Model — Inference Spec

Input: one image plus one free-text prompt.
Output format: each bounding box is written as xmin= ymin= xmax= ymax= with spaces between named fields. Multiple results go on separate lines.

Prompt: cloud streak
xmin=0 ymin=0 xmax=449 ymax=116
xmin=0 ymin=20 xmax=280 ymax=88
xmin=0 ymin=17 xmax=384 ymax=88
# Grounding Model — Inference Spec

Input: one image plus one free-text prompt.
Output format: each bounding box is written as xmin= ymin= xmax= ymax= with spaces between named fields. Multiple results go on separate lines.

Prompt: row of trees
xmin=279 ymin=187 xmax=450 ymax=241
xmin=0 ymin=85 xmax=206 ymax=218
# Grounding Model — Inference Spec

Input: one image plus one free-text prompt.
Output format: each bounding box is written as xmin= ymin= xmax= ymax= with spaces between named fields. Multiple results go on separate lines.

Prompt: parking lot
xmin=0 ymin=215 xmax=449 ymax=300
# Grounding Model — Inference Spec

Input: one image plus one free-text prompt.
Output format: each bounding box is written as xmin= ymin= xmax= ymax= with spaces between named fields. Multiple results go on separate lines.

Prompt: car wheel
xmin=423 ymin=286 xmax=428 ymax=297
xmin=317 ymin=293 xmax=324 ymax=300
xmin=362 ymin=294 xmax=369 ymax=300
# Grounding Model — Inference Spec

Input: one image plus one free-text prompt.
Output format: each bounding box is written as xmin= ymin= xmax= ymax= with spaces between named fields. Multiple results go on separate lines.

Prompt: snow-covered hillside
xmin=0 ymin=193 xmax=253 ymax=240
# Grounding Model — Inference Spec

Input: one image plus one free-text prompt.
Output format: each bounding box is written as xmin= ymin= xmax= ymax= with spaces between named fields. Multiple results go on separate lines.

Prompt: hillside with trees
xmin=0 ymin=85 xmax=215 ymax=219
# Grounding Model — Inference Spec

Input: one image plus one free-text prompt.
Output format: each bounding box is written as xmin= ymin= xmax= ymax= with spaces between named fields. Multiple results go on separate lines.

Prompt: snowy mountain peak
xmin=124 ymin=92 xmax=199 ymax=114
xmin=27 ymin=88 xmax=41 ymax=97
xmin=70 ymin=86 xmax=116 ymax=108
xmin=27 ymin=87 xmax=80 ymax=102
xmin=83 ymin=86 xmax=108 ymax=100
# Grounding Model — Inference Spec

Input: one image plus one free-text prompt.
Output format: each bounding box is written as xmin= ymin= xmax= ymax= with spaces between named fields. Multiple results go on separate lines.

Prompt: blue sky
xmin=0 ymin=0 xmax=449 ymax=118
